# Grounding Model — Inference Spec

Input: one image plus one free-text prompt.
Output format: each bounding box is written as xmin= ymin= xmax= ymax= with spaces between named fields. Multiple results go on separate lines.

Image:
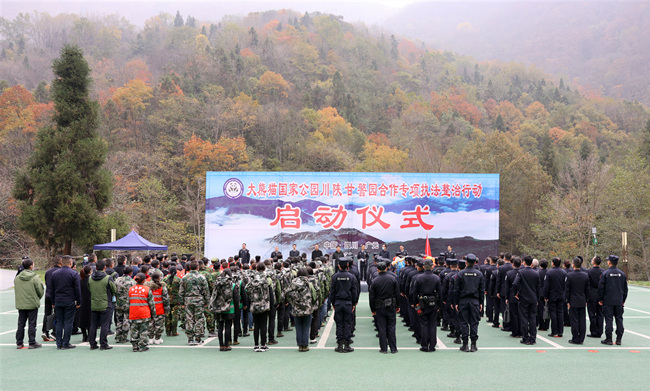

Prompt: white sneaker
xmin=309 ymin=339 xmax=317 ymax=344
xmin=261 ymin=345 xmax=269 ymax=351
xmin=148 ymin=339 xmax=154 ymax=345
xmin=155 ymin=339 xmax=163 ymax=345
xmin=253 ymin=345 xmax=260 ymax=352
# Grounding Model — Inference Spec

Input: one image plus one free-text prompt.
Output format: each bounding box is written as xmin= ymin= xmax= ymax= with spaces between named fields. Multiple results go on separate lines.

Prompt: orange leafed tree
xmin=257 ymin=71 xmax=290 ymax=102
xmin=0 ymin=85 xmax=53 ymax=137
xmin=183 ymin=134 xmax=249 ymax=179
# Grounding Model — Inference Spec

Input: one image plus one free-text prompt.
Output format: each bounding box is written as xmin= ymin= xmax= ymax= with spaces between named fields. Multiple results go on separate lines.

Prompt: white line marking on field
xmin=0 ymin=323 xmax=43 ymax=336
xmin=317 ymin=313 xmax=335 ymax=349
xmin=436 ymin=337 xmax=448 ymax=349
xmin=626 ymin=329 xmax=650 ymax=340
xmin=626 ymin=307 xmax=650 ymax=315
xmin=625 ymin=316 xmax=650 ymax=319
xmin=537 ymin=335 xmax=565 ymax=348
xmin=0 ymin=310 xmax=18 ymax=315
xmin=199 ymin=337 xmax=217 ymax=347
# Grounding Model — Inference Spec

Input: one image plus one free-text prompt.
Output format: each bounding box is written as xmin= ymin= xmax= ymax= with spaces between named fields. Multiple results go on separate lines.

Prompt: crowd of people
xmin=12 ymin=244 xmax=629 ymax=354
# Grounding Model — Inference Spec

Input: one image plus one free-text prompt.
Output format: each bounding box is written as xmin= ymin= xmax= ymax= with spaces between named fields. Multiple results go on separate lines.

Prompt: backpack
xmin=246 ymin=273 xmax=270 ymax=314
xmin=287 ymin=277 xmax=314 ymax=317
xmin=210 ymin=276 xmax=234 ymax=313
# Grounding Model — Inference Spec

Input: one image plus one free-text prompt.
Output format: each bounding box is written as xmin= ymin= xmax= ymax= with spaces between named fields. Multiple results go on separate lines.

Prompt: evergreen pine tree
xmin=174 ymin=11 xmax=184 ymax=27
xmin=12 ymin=44 xmax=112 ymax=255
xmin=390 ymin=34 xmax=399 ymax=60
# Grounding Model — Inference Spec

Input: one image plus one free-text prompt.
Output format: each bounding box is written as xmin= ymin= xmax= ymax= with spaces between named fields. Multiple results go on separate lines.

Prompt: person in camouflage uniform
xmin=145 ymin=271 xmax=170 ymax=343
xmin=164 ymin=266 xmax=182 ymax=336
xmin=179 ymin=260 xmax=209 ymax=345
xmin=129 ymin=273 xmax=156 ymax=352
xmin=114 ymin=266 xmax=136 ymax=343
xmin=199 ymin=260 xmax=218 ymax=337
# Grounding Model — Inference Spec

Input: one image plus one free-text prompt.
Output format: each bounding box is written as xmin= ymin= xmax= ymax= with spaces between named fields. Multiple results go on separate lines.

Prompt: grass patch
xmin=630 ymin=281 xmax=650 ymax=287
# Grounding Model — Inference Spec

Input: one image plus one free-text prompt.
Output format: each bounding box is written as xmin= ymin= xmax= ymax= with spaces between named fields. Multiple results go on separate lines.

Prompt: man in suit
xmin=586 ymin=256 xmax=604 ymax=338
xmin=544 ymin=257 xmax=567 ymax=338
xmin=565 ymin=256 xmax=589 ymax=344
xmin=495 ymin=253 xmax=513 ymax=331
xmin=311 ymin=245 xmax=323 ymax=261
xmin=513 ymin=255 xmax=540 ymax=345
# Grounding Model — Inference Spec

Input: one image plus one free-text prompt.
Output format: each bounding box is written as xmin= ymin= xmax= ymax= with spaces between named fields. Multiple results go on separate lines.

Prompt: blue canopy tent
xmin=93 ymin=230 xmax=168 ymax=251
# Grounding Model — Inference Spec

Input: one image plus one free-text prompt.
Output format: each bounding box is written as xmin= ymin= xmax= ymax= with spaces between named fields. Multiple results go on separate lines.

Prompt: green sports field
xmin=1 ymin=286 xmax=649 ymax=391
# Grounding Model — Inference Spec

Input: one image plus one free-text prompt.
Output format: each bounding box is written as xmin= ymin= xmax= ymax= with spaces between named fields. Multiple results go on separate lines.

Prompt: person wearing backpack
xmin=286 ymin=268 xmax=316 ymax=351
xmin=164 ymin=266 xmax=182 ymax=337
xmin=210 ymin=268 xmax=240 ymax=351
xmin=179 ymin=261 xmax=210 ymax=346
xmin=245 ymin=263 xmax=273 ymax=352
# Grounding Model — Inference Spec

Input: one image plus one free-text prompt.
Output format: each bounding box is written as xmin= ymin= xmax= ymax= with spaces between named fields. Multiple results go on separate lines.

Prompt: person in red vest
xmin=145 ymin=271 xmax=170 ymax=345
xmin=129 ymin=273 xmax=156 ymax=352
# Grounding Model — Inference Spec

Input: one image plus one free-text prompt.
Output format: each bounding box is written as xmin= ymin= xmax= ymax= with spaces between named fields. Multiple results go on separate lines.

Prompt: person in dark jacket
xmin=78 ymin=266 xmax=92 ymax=342
xmin=370 ymin=261 xmax=400 ymax=354
xmin=329 ymin=258 xmax=358 ymax=353
xmin=311 ymin=245 xmax=323 ymax=261
xmin=513 ymin=255 xmax=540 ymax=345
xmin=42 ymin=255 xmax=62 ymax=342
xmin=409 ymin=259 xmax=441 ymax=352
xmin=114 ymin=255 xmax=127 ymax=277
xmin=565 ymin=257 xmax=589 ymax=344
xmin=379 ymin=244 xmax=390 ymax=260
xmin=543 ymin=257 xmax=567 ymax=338
xmin=453 ymin=254 xmax=484 ymax=352
xmin=597 ymin=255 xmax=628 ymax=345
xmin=586 ymin=256 xmax=604 ymax=338
xmin=496 ymin=253 xmax=514 ymax=331
xmin=537 ymin=259 xmax=549 ymax=331
xmin=238 ymin=243 xmax=251 ymax=264
xmin=505 ymin=258 xmax=521 ymax=338
xmin=49 ymin=255 xmax=81 ymax=349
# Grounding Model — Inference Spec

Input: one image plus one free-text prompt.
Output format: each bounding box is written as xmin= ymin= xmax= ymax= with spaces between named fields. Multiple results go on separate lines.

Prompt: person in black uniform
xmin=410 ymin=258 xmax=441 ymax=352
xmin=597 ymin=255 xmax=628 ymax=345
xmin=453 ymin=254 xmax=484 ymax=352
xmin=357 ymin=244 xmax=369 ymax=282
xmin=479 ymin=257 xmax=492 ymax=320
xmin=289 ymin=244 xmax=300 ymax=258
xmin=238 ymin=243 xmax=250 ymax=264
xmin=311 ymin=245 xmax=323 ymax=261
xmin=505 ymin=257 xmax=521 ymax=338
xmin=438 ymin=256 xmax=452 ymax=331
xmin=446 ymin=259 xmax=463 ymax=344
xmin=586 ymin=256 xmax=604 ymax=338
xmin=398 ymin=257 xmax=415 ymax=328
xmin=544 ymin=257 xmax=567 ymax=338
xmin=490 ymin=259 xmax=503 ymax=328
xmin=396 ymin=245 xmax=408 ymax=257
xmin=565 ymin=256 xmax=589 ymax=344
xmin=369 ymin=261 xmax=400 ymax=354
xmin=513 ymin=255 xmax=540 ymax=345
xmin=537 ymin=259 xmax=549 ymax=331
xmin=405 ymin=258 xmax=424 ymax=343
xmin=329 ymin=257 xmax=358 ymax=353
xmin=444 ymin=245 xmax=457 ymax=260
xmin=379 ymin=244 xmax=390 ymax=259
xmin=271 ymin=246 xmax=283 ymax=260
xmin=332 ymin=245 xmax=345 ymax=270
xmin=496 ymin=253 xmax=513 ymax=331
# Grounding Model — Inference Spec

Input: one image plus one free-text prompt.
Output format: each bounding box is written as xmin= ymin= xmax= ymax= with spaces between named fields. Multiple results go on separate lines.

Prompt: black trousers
xmin=277 ymin=302 xmax=285 ymax=332
xmin=603 ymin=305 xmax=624 ymax=339
xmin=569 ymin=306 xmax=586 ymax=343
xmin=485 ymin=292 xmax=494 ymax=322
xmin=537 ymin=297 xmax=549 ymax=330
xmin=459 ymin=302 xmax=480 ymax=342
xmin=17 ymin=308 xmax=38 ymax=346
xmin=55 ymin=302 xmax=76 ymax=348
xmin=89 ymin=308 xmax=112 ymax=348
xmin=519 ymin=302 xmax=537 ymax=343
xmin=333 ymin=301 xmax=353 ymax=343
xmin=42 ymin=297 xmax=53 ymax=334
xmin=587 ymin=299 xmax=603 ymax=337
xmin=376 ymin=306 xmax=397 ymax=352
xmin=500 ymin=297 xmax=510 ymax=330
xmin=359 ymin=262 xmax=367 ymax=281
xmin=217 ymin=316 xmax=233 ymax=346
xmin=448 ymin=304 xmax=460 ymax=335
xmin=268 ymin=304 xmax=276 ymax=341
xmin=242 ymin=307 xmax=250 ymax=333
xmin=309 ymin=309 xmax=320 ymax=340
xmin=564 ymin=302 xmax=571 ymax=326
xmin=408 ymin=305 xmax=420 ymax=339
xmin=283 ymin=304 xmax=291 ymax=329
xmin=509 ymin=301 xmax=520 ymax=336
xmin=399 ymin=296 xmax=410 ymax=326
xmin=492 ymin=296 xmax=501 ymax=326
xmin=252 ymin=311 xmax=268 ymax=346
xmin=417 ymin=308 xmax=437 ymax=351
xmin=233 ymin=306 xmax=241 ymax=341
xmin=548 ymin=299 xmax=564 ymax=336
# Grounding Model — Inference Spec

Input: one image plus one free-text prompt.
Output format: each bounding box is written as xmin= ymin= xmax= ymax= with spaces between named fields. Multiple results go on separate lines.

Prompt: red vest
xmin=152 ymin=286 xmax=164 ymax=315
xmin=129 ymin=285 xmax=152 ymax=320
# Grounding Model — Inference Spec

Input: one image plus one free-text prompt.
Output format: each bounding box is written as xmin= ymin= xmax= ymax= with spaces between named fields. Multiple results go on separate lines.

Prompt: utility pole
xmin=591 ymin=227 xmax=597 ymax=258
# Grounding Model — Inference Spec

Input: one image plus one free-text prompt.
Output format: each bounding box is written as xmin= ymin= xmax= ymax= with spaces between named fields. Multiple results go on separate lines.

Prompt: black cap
xmin=607 ymin=255 xmax=619 ymax=264
xmin=338 ymin=257 xmax=352 ymax=268
xmin=448 ymin=258 xmax=458 ymax=266
xmin=423 ymin=259 xmax=433 ymax=267
xmin=466 ymin=253 xmax=478 ymax=263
